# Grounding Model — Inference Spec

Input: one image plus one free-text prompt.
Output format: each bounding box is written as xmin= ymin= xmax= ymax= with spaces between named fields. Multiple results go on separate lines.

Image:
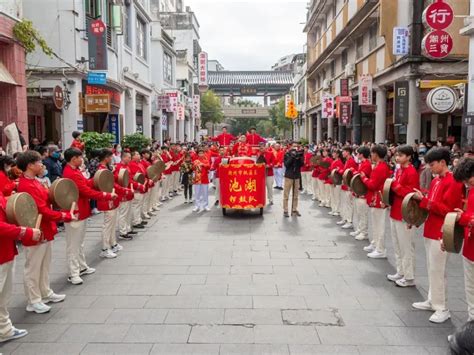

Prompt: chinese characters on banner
xmin=157 ymin=95 xmax=170 ymax=111
xmin=394 ymin=81 xmax=409 ymax=125
xmin=336 ymin=96 xmax=352 ymax=126
xmin=192 ymin=95 xmax=201 ymax=119
xmin=321 ymin=94 xmax=334 ymax=119
xmin=166 ymin=91 xmax=178 ymax=113
xmin=358 ymin=74 xmax=373 ymax=106
xmin=285 ymin=94 xmax=291 ymax=113
xmin=108 ymin=114 xmax=120 ymax=144
xmin=177 ymin=104 xmax=185 ymax=121
xmin=339 ymin=79 xmax=349 ymax=97
xmin=422 ymin=0 xmax=453 ymax=59
xmin=198 ymin=52 xmax=208 ymax=90
xmin=393 ymin=27 xmax=409 ymax=56
xmin=88 ymin=19 xmax=108 ymax=70
xmin=218 ymin=164 xmax=266 ymax=209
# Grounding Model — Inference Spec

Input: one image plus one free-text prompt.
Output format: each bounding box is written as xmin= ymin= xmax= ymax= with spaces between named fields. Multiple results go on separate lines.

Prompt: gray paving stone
xmin=338 ymin=309 xmax=406 ymax=327
xmin=224 ymin=309 xmax=283 ymax=325
xmin=145 ymin=295 xmax=201 ymax=309
xmin=164 ymin=309 xmax=224 ymax=324
xmin=15 ymin=323 xmax=69 ymax=343
xmin=254 ymin=325 xmax=320 ymax=344
xmin=220 ymin=344 xmax=290 ymax=355
xmin=188 ymin=325 xmax=254 ymax=343
xmin=289 ymin=344 xmax=359 ymax=354
xmin=46 ymin=308 xmax=113 ymax=324
xmin=228 ymin=283 xmax=278 ymax=296
xmin=81 ymin=343 xmax=153 ymax=354
xmin=57 ymin=324 xmax=130 ymax=343
xmin=89 ymin=295 xmax=149 ymax=308
xmin=178 ymin=284 xmax=228 ymax=296
xmin=123 ymin=324 xmax=190 ymax=343
xmin=316 ymin=325 xmax=387 ymax=345
xmin=150 ymin=343 xmax=220 ymax=354
xmin=378 ymin=326 xmax=453 ymax=346
xmin=253 ymin=296 xmax=307 ymax=309
xmin=106 ymin=309 xmax=168 ymax=324
xmin=357 ymin=345 xmax=430 ymax=354
xmin=10 ymin=342 xmax=85 ymax=355
xmin=199 ymin=296 xmax=253 ymax=309
xmin=282 ymin=309 xmax=342 ymax=326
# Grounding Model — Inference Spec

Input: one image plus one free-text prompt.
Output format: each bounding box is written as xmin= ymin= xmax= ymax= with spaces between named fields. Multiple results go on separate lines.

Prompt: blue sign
xmin=108 ymin=114 xmax=120 ymax=144
xmin=393 ymin=27 xmax=410 ymax=56
xmin=87 ymin=72 xmax=107 ymax=85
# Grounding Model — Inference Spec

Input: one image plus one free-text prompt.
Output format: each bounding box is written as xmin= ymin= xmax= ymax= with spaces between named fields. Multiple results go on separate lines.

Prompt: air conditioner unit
xmin=345 ymin=63 xmax=356 ymax=78
xmin=322 ymin=79 xmax=331 ymax=90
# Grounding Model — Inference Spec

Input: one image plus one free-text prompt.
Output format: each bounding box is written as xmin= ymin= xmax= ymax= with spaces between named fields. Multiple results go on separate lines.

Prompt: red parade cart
xmin=219 ymin=157 xmax=266 ymax=216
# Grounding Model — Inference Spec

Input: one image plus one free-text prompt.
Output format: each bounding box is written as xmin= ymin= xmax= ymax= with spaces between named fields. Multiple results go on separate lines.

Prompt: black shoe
xmin=292 ymin=211 xmax=302 ymax=217
xmin=133 ymin=224 xmax=145 ymax=229
xmin=140 ymin=221 xmax=148 ymax=225
xmin=119 ymin=234 xmax=133 ymax=240
xmin=273 ymin=186 xmax=279 ymax=189
xmin=278 ymin=187 xmax=284 ymax=190
xmin=214 ymin=200 xmax=219 ymax=206
xmin=128 ymin=231 xmax=138 ymax=235
xmin=283 ymin=212 xmax=289 ymax=217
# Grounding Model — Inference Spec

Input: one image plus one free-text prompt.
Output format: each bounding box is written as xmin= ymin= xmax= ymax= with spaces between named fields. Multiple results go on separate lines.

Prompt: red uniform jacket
xmin=0 ymin=191 xmax=35 ymax=264
xmin=353 ymin=159 xmax=372 ymax=197
xmin=113 ymin=163 xmax=135 ymax=201
xmin=301 ymin=152 xmax=313 ymax=173
xmin=419 ymin=171 xmax=464 ymax=240
xmin=273 ymin=150 xmax=284 ymax=168
xmin=62 ymin=164 xmax=113 ymax=220
xmin=361 ymin=161 xmax=391 ymax=208
xmin=264 ymin=150 xmax=275 ymax=177
xmin=70 ymin=139 xmax=85 ymax=152
xmin=161 ymin=152 xmax=173 ymax=175
xmin=232 ymin=142 xmax=252 ymax=157
xmin=0 ymin=170 xmax=15 ymax=197
xmin=17 ymin=175 xmax=72 ymax=241
xmin=141 ymin=159 xmax=155 ymax=189
xmin=245 ymin=133 xmax=266 ymax=146
xmin=211 ymin=156 xmax=227 ymax=179
xmin=129 ymin=161 xmax=148 ymax=194
xmin=318 ymin=157 xmax=333 ymax=181
xmin=338 ymin=158 xmax=358 ymax=191
xmin=312 ymin=165 xmax=321 ymax=179
xmin=458 ymin=188 xmax=474 ymax=261
xmin=390 ymin=164 xmax=420 ymax=221
xmin=211 ymin=133 xmax=236 ymax=146
xmin=326 ymin=159 xmax=344 ymax=185
xmin=193 ymin=157 xmax=211 ymax=184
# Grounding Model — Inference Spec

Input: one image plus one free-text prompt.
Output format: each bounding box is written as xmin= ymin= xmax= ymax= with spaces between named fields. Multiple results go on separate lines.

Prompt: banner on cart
xmin=219 ymin=164 xmax=266 ymax=209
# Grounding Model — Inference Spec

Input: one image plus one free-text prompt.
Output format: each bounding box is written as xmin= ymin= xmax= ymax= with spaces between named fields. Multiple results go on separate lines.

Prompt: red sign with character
xmin=422 ymin=30 xmax=453 ymax=59
xmin=423 ymin=0 xmax=453 ymax=30
xmin=219 ymin=163 xmax=266 ymax=210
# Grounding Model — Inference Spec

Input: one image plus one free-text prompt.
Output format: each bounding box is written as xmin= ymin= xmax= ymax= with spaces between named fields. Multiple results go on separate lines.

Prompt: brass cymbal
xmin=382 ymin=178 xmax=394 ymax=206
xmin=146 ymin=165 xmax=160 ymax=182
xmin=330 ymin=169 xmax=343 ymax=186
xmin=442 ymin=212 xmax=464 ymax=254
xmin=401 ymin=192 xmax=428 ymax=227
xmin=154 ymin=160 xmax=167 ymax=176
xmin=350 ymin=173 xmax=367 ymax=196
xmin=117 ymin=168 xmax=129 ymax=188
xmin=342 ymin=169 xmax=353 ymax=187
xmin=49 ymin=178 xmax=79 ymax=210
xmin=133 ymin=173 xmax=146 ymax=184
xmin=94 ymin=169 xmax=115 ymax=193
xmin=6 ymin=192 xmax=38 ymax=228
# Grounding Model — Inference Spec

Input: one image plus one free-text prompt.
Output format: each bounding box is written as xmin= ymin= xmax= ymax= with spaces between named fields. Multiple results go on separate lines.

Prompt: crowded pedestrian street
xmin=0 ymin=188 xmax=467 ymax=355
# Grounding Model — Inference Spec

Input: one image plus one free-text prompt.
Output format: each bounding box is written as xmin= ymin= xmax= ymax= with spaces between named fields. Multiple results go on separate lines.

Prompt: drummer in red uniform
xmin=0 ymin=156 xmax=16 ymax=197
xmin=62 ymin=148 xmax=117 ymax=285
xmin=273 ymin=143 xmax=285 ymax=190
xmin=336 ymin=147 xmax=358 ymax=229
xmin=246 ymin=127 xmax=266 ymax=146
xmin=318 ymin=149 xmax=333 ymax=208
xmin=0 ymin=191 xmax=41 ymax=342
xmin=192 ymin=149 xmax=211 ymax=213
xmin=301 ymin=146 xmax=313 ymax=195
xmin=350 ymin=147 xmax=372 ymax=241
xmin=211 ymin=126 xmax=236 ymax=147
xmin=160 ymin=146 xmax=173 ymax=201
xmin=256 ymin=144 xmax=276 ymax=205
xmin=115 ymin=151 xmax=137 ymax=240
xmin=129 ymin=151 xmax=149 ymax=228
xmin=16 ymin=151 xmax=74 ymax=314
xmin=328 ymin=150 xmax=344 ymax=216
xmin=140 ymin=149 xmax=155 ymax=219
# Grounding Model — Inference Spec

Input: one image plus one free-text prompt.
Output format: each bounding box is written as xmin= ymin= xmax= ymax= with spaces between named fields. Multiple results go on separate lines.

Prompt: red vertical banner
xmin=219 ymin=164 xmax=266 ymax=209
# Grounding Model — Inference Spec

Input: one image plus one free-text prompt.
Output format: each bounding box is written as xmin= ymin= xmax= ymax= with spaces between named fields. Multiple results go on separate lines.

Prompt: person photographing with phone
xmin=283 ymin=141 xmax=304 ymax=218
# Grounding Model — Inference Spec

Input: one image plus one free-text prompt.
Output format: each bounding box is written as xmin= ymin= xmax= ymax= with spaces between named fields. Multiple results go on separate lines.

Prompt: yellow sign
xmin=285 ymin=100 xmax=298 ymax=120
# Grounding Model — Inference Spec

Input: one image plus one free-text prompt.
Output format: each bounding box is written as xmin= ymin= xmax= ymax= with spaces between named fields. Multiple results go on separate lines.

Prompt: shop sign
xmin=85 ymin=84 xmax=121 ymax=108
xmin=77 ymin=119 xmax=84 ymax=131
xmin=161 ymin=113 xmax=168 ymax=127
xmin=394 ymin=81 xmax=409 ymax=125
xmin=53 ymin=85 xmax=64 ymax=110
xmin=192 ymin=95 xmax=200 ymax=119
xmin=87 ymin=72 xmax=107 ymax=85
xmin=166 ymin=91 xmax=178 ymax=112
xmin=177 ymin=104 xmax=185 ymax=121
xmin=336 ymin=96 xmax=352 ymax=126
xmin=85 ymin=94 xmax=110 ymax=112
xmin=423 ymin=0 xmax=453 ymax=30
xmin=108 ymin=114 xmax=120 ymax=144
xmin=241 ymin=87 xmax=257 ymax=95
xmin=340 ymin=79 xmax=349 ymax=97
xmin=422 ymin=30 xmax=453 ymax=59
xmin=463 ymin=112 xmax=474 ymax=126
xmin=198 ymin=51 xmax=208 ymax=92
xmin=393 ymin=27 xmax=410 ymax=56
xmin=426 ymin=86 xmax=457 ymax=114
xmin=88 ymin=19 xmax=108 ymax=70
xmin=321 ymin=94 xmax=334 ymax=119
xmin=157 ymin=95 xmax=170 ymax=111
xmin=358 ymin=75 xmax=373 ymax=106
xmin=285 ymin=94 xmax=291 ymax=113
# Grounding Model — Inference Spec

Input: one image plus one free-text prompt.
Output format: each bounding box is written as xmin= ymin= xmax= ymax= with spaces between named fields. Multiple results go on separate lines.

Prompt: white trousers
xmin=132 ymin=193 xmax=144 ymax=226
xmin=312 ymin=178 xmax=319 ymax=200
xmin=172 ymin=171 xmax=180 ymax=191
xmin=0 ymin=261 xmax=13 ymax=338
xmin=301 ymin=172 xmax=312 ymax=194
xmin=321 ymin=183 xmax=330 ymax=206
xmin=354 ymin=198 xmax=369 ymax=235
xmin=424 ymin=237 xmax=449 ymax=311
xmin=215 ymin=178 xmax=220 ymax=203
xmin=369 ymin=208 xmax=386 ymax=253
xmin=24 ymin=241 xmax=53 ymax=304
xmin=340 ymin=190 xmax=353 ymax=223
xmin=390 ymin=219 xmax=416 ymax=280
xmin=273 ymin=168 xmax=283 ymax=188
xmin=464 ymin=257 xmax=474 ymax=321
xmin=118 ymin=200 xmax=132 ymax=235
xmin=65 ymin=219 xmax=89 ymax=278
xmin=150 ymin=183 xmax=160 ymax=207
xmin=142 ymin=191 xmax=151 ymax=216
xmin=194 ymin=184 xmax=209 ymax=209
xmin=330 ymin=185 xmax=341 ymax=213
xmin=102 ymin=209 xmax=118 ymax=249
xmin=266 ymin=176 xmax=274 ymax=203
xmin=162 ymin=174 xmax=171 ymax=197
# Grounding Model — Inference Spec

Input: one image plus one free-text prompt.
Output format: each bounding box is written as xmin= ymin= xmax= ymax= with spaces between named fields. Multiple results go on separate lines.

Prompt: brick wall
xmin=0 ymin=14 xmax=28 ymax=148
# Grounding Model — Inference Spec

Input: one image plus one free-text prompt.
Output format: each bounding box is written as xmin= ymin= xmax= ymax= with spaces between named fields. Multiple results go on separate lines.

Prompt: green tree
xmin=269 ymin=98 xmax=292 ymax=139
xmin=121 ymin=133 xmax=152 ymax=152
xmin=227 ymin=117 xmax=261 ymax=136
xmin=80 ymin=132 xmax=115 ymax=158
xmin=200 ymin=90 xmax=224 ymax=128
xmin=236 ymin=99 xmax=260 ymax=107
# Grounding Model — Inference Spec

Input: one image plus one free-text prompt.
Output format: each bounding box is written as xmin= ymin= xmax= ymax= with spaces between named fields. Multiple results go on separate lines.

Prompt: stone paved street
xmin=0 ymin=188 xmax=468 ymax=354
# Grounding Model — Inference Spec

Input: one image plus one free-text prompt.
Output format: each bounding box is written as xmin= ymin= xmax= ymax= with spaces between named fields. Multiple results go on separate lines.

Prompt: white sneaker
xmin=157 ymin=202 xmax=163 ymax=207
xmin=100 ymin=249 xmax=117 ymax=259
xmin=311 ymin=196 xmax=317 ymax=201
xmin=336 ymin=220 xmax=346 ymax=225
xmin=0 ymin=328 xmax=28 ymax=342
xmin=204 ymin=207 xmax=211 ymax=212
xmin=328 ymin=211 xmax=335 ymax=215
xmin=26 ymin=302 xmax=51 ymax=314
xmin=387 ymin=273 xmax=404 ymax=282
xmin=367 ymin=250 xmax=386 ymax=259
xmin=91 ymin=208 xmax=100 ymax=215
xmin=395 ymin=278 xmax=416 ymax=287
xmin=429 ymin=310 xmax=451 ymax=323
xmin=198 ymin=208 xmax=204 ymax=213
xmin=318 ymin=203 xmax=325 ymax=207
xmin=349 ymin=230 xmax=360 ymax=237
xmin=42 ymin=293 xmax=66 ymax=304
xmin=342 ymin=223 xmax=353 ymax=229
xmin=412 ymin=300 xmax=433 ymax=311
xmin=332 ymin=212 xmax=340 ymax=216
xmin=79 ymin=267 xmax=96 ymax=276
xmin=355 ymin=233 xmax=368 ymax=241
xmin=192 ymin=207 xmax=199 ymax=212
xmin=68 ymin=276 xmax=83 ymax=285
xmin=363 ymin=244 xmax=376 ymax=252
xmin=184 ymin=199 xmax=188 ymax=204
xmin=111 ymin=244 xmax=123 ymax=253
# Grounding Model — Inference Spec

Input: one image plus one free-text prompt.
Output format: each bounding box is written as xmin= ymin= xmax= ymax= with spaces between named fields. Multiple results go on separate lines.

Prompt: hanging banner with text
xmin=88 ymin=19 xmax=108 ymax=70
xmin=108 ymin=114 xmax=120 ymax=144
xmin=321 ymin=94 xmax=334 ymax=119
xmin=394 ymin=81 xmax=409 ymax=125
xmin=198 ymin=52 xmax=208 ymax=92
xmin=358 ymin=75 xmax=373 ymax=105
xmin=336 ymin=96 xmax=352 ymax=126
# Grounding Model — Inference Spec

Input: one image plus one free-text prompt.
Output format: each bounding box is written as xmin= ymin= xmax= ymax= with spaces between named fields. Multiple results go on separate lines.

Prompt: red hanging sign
xmin=422 ymin=30 xmax=453 ymax=59
xmin=423 ymin=0 xmax=454 ymax=30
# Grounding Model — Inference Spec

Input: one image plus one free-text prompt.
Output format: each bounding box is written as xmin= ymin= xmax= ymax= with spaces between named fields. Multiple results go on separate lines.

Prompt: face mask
xmin=419 ymin=148 xmax=427 ymax=155
xmin=52 ymin=152 xmax=60 ymax=159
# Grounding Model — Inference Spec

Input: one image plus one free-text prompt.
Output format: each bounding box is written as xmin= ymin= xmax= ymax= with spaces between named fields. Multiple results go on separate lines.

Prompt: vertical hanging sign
xmin=198 ymin=52 xmax=208 ymax=92
xmin=322 ymin=94 xmax=334 ymax=119
xmin=394 ymin=81 xmax=409 ymax=125
xmin=358 ymin=75 xmax=373 ymax=105
xmin=88 ymin=19 xmax=108 ymax=70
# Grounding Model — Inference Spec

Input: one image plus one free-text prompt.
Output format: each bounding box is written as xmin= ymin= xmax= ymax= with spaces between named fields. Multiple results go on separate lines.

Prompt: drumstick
xmin=35 ymin=214 xmax=42 ymax=229
xmin=70 ymin=201 xmax=76 ymax=215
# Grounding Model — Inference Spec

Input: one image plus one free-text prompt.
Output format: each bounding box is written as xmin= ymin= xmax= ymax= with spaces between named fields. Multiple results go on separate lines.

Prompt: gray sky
xmin=186 ymin=0 xmax=308 ymax=71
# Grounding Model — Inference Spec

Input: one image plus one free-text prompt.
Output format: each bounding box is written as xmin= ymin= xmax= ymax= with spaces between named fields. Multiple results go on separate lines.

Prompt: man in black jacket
xmin=283 ymin=141 xmax=304 ymax=217
xmin=43 ymin=145 xmax=63 ymax=183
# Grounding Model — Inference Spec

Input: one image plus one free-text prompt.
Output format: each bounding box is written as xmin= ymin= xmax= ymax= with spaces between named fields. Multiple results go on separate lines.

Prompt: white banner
xmin=192 ymin=95 xmax=201 ymax=119
xmin=358 ymin=74 xmax=373 ymax=106
xmin=322 ymin=94 xmax=334 ymax=119
xmin=198 ymin=52 xmax=208 ymax=89
xmin=285 ymin=94 xmax=291 ymax=113
xmin=177 ymin=104 xmax=185 ymax=121
xmin=166 ymin=91 xmax=178 ymax=113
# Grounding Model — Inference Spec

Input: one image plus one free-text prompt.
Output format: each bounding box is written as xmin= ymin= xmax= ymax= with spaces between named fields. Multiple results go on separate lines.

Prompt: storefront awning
xmin=0 ymin=61 xmax=18 ymax=85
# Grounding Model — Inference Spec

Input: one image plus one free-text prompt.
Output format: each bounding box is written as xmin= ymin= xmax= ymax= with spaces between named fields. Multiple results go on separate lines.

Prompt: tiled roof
xmin=208 ymin=71 xmax=293 ymax=87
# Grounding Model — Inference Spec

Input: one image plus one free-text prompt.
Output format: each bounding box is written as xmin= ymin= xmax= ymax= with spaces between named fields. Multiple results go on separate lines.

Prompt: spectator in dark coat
xmin=43 ymin=145 xmax=63 ymax=183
